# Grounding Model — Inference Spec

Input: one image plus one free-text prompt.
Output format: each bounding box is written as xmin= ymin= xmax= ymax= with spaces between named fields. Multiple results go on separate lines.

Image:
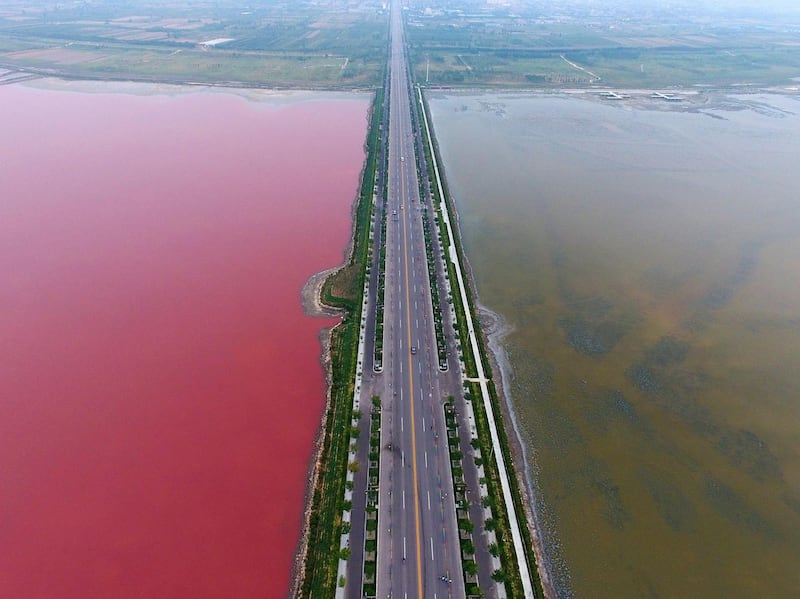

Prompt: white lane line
xmin=427 ymin=490 xmax=431 ymax=511
xmin=424 ymin=451 xmax=428 ymax=469
xmin=430 ymin=537 xmax=434 ymax=561
xmin=403 ymin=537 xmax=407 ymax=561
xmin=402 ymin=489 xmax=406 ymax=510
xmin=422 ymin=416 xmax=425 ymax=430
xmin=400 ymin=360 xmax=403 ymax=374
xmin=415 ymin=318 xmax=419 ymax=328
xmin=401 ymin=416 xmax=404 ymax=432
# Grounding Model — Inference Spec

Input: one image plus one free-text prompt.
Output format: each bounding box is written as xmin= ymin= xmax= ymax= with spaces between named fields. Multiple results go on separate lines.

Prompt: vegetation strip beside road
xmin=300 ymin=18 xmax=541 ymax=598
xmin=298 ymin=82 xmax=385 ymax=599
xmin=442 ymin=394 xmax=489 ymax=595
xmin=373 ymin=160 xmax=388 ymax=371
xmin=415 ymin=85 xmax=546 ymax=599
xmin=418 ymin=194 xmax=449 ymax=370
xmin=361 ymin=396 xmax=382 ymax=597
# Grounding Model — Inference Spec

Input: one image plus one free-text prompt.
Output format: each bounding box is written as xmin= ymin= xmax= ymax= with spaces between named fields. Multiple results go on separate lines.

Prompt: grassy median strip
xmin=373 ymin=161 xmax=388 ymax=370
xmin=419 ymin=201 xmax=449 ymax=370
xmin=300 ymin=81 xmax=385 ymax=598
xmin=415 ymin=87 xmax=546 ymax=599
xmin=362 ymin=396 xmax=382 ymax=597
xmin=413 ymin=88 xmax=475 ymax=380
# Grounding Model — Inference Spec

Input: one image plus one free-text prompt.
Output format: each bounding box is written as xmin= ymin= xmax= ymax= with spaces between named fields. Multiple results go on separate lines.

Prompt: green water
xmin=429 ymin=92 xmax=800 ymax=597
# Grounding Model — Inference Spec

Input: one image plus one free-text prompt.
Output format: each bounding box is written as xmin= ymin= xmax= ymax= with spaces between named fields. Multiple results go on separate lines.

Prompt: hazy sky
xmin=529 ymin=0 xmax=800 ymax=10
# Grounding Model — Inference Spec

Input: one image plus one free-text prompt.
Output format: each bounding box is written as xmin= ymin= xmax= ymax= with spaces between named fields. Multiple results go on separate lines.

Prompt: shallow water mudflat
xmin=0 ymin=81 xmax=368 ymax=597
xmin=429 ymin=91 xmax=800 ymax=597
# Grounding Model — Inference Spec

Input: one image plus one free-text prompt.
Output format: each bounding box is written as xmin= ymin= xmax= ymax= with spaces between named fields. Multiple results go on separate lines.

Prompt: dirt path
xmin=560 ymin=54 xmax=602 ymax=83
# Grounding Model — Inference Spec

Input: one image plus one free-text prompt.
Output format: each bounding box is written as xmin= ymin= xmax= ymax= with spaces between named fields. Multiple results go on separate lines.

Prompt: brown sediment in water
xmin=449 ymin=195 xmax=558 ymax=597
xmin=428 ymin=90 xmax=800 ymax=598
xmin=480 ymin=305 xmax=558 ymax=599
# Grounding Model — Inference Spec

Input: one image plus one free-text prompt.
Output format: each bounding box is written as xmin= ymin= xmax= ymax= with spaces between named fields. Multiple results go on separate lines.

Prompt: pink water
xmin=0 ymin=83 xmax=368 ymax=597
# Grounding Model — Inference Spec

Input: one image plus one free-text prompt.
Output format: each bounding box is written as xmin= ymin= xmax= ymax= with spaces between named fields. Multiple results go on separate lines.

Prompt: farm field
xmin=405 ymin=0 xmax=800 ymax=89
xmin=0 ymin=0 xmax=388 ymax=88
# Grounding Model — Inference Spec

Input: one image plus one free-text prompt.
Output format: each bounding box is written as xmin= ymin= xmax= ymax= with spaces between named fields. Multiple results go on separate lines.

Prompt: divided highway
xmin=374 ymin=3 xmax=464 ymax=596
xmin=342 ymin=1 xmax=525 ymax=597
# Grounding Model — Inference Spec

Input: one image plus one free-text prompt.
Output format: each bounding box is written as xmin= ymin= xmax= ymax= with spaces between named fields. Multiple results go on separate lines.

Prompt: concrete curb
xmin=418 ymin=86 xmax=536 ymax=599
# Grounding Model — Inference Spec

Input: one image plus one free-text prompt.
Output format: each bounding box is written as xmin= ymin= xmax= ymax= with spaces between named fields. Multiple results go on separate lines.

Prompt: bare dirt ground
xmin=5 ymin=48 xmax=106 ymax=64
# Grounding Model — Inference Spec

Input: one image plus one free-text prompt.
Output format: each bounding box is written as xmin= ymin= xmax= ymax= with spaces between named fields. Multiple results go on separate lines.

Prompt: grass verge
xmin=299 ymin=80 xmax=385 ymax=598
xmin=415 ymin=86 xmax=546 ymax=599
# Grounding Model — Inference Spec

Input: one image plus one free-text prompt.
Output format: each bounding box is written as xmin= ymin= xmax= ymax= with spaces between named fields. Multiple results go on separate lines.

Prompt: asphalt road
xmin=372 ymin=4 xmax=465 ymax=597
xmin=345 ymin=1 xmax=500 ymax=596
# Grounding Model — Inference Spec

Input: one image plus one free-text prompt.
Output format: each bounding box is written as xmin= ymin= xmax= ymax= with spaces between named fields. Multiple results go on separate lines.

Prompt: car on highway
xmin=410 ymin=346 xmax=417 ymax=355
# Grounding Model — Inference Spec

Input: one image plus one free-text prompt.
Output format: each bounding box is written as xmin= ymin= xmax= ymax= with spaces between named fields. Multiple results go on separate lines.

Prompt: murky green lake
xmin=429 ymin=91 xmax=800 ymax=597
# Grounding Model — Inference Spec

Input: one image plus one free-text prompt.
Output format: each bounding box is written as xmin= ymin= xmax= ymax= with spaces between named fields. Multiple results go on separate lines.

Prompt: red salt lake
xmin=0 ymin=82 xmax=368 ymax=597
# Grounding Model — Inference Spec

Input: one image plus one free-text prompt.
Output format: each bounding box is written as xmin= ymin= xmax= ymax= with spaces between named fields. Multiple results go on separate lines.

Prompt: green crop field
xmin=3 ymin=0 xmax=799 ymax=90
xmin=0 ymin=0 xmax=388 ymax=88
xmin=404 ymin=0 xmax=800 ymax=89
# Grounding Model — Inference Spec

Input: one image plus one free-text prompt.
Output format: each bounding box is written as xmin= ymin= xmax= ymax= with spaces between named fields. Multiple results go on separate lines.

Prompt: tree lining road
xmin=344 ymin=0 xmax=520 ymax=597
xmin=373 ymin=2 xmax=465 ymax=596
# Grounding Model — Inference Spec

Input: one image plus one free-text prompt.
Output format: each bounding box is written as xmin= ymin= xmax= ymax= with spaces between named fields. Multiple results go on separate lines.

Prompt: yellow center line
xmin=397 ymin=89 xmax=425 ymax=599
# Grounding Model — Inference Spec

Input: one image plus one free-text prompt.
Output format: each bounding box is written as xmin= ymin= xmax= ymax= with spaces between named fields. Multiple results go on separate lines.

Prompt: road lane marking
xmin=427 ymin=490 xmax=431 ymax=511
xmin=424 ymin=451 xmax=428 ymax=469
xmin=422 ymin=416 xmax=425 ymax=430
xmin=403 ymin=490 xmax=406 ymax=510
xmin=398 ymin=78 xmax=424 ymax=599
xmin=430 ymin=537 xmax=435 ymax=561
xmin=401 ymin=416 xmax=404 ymax=432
